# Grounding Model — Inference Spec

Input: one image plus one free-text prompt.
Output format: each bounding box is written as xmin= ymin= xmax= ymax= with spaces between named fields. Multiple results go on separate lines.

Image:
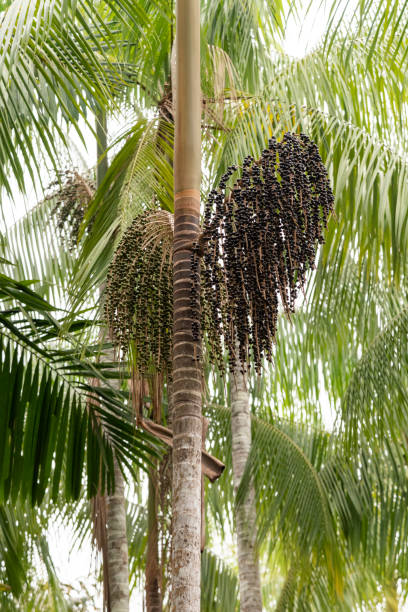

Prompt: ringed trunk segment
xmin=171 ymin=190 xmax=202 ymax=611
xmin=231 ymin=367 xmax=263 ymax=612
xmin=171 ymin=0 xmax=202 ymax=609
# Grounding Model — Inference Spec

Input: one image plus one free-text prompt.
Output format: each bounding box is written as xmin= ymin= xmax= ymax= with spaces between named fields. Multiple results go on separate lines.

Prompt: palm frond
xmin=0 ymin=0 xmax=149 ymax=195
xmin=1 ymin=196 xmax=77 ymax=305
xmin=0 ymin=500 xmax=70 ymax=606
xmin=72 ymin=118 xmax=174 ymax=311
xmin=244 ymin=416 xmax=337 ymax=559
xmin=201 ymin=550 xmax=239 ymax=612
xmin=0 ymin=503 xmax=31 ymax=598
xmin=341 ymin=304 xmax=408 ymax=449
xmin=127 ymin=500 xmax=148 ymax=595
xmin=0 ymin=273 xmax=159 ymax=505
xmin=324 ymin=0 xmax=408 ymax=76
xmin=204 ymin=404 xmax=342 ymax=586
xmin=252 ymin=254 xmax=406 ymax=424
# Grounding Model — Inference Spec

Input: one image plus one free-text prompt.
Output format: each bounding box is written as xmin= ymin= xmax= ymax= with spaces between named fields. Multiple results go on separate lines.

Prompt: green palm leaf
xmin=201 ymin=550 xmax=239 ymax=612
xmin=72 ymin=117 xmax=174 ymax=310
xmin=0 ymin=0 xmax=149 ymax=195
xmin=341 ymin=304 xmax=408 ymax=449
xmin=1 ymin=197 xmax=77 ymax=305
xmin=205 ymin=404 xmax=343 ymax=587
xmin=0 ymin=272 xmax=158 ymax=505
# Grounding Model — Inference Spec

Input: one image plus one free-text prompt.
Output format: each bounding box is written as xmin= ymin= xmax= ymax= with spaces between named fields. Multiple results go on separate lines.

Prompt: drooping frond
xmin=341 ymin=304 xmax=408 ymax=449
xmin=0 ymin=503 xmax=31 ymax=598
xmin=201 ymin=550 xmax=239 ymax=612
xmin=201 ymin=0 xmax=282 ymax=91
xmin=127 ymin=500 xmax=148 ymax=596
xmin=0 ymin=273 xmax=159 ymax=504
xmin=252 ymin=252 xmax=406 ymax=425
xmin=1 ymin=195 xmax=79 ymax=305
xmin=0 ymin=0 xmax=150 ymax=196
xmin=72 ymin=118 xmax=174 ymax=310
xmin=204 ymin=404 xmax=342 ymax=584
xmin=0 ymin=499 xmax=88 ymax=607
xmin=323 ymin=0 xmax=408 ymax=78
xmin=243 ymin=416 xmax=337 ymax=559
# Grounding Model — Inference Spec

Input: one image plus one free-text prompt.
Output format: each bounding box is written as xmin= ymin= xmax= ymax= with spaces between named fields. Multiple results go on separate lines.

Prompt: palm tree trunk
xmin=231 ymin=367 xmax=263 ymax=611
xmin=146 ymin=467 xmax=162 ymax=611
xmin=106 ymin=458 xmax=130 ymax=612
xmin=171 ymin=0 xmax=202 ymax=610
xmin=96 ymin=108 xmax=130 ymax=612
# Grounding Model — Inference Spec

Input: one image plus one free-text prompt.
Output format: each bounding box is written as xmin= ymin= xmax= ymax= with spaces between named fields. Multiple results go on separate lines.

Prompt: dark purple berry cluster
xmin=197 ymin=132 xmax=334 ymax=374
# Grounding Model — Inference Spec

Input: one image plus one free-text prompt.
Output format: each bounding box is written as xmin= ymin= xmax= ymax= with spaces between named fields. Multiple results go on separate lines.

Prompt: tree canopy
xmin=1 ymin=0 xmax=408 ymax=610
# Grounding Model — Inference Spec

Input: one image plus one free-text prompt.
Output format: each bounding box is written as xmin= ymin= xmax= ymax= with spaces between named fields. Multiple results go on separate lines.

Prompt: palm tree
xmin=230 ymin=366 xmax=262 ymax=610
xmin=96 ymin=111 xmax=130 ymax=612
xmin=0 ymin=268 xmax=159 ymax=608
xmin=170 ymin=2 xmax=203 ymax=609
xmin=3 ymin=0 xmax=408 ymax=609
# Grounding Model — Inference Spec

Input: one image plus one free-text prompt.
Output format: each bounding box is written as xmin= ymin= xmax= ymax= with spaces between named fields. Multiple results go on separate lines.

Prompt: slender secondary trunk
xmin=146 ymin=378 xmax=163 ymax=611
xmin=146 ymin=468 xmax=162 ymax=611
xmin=231 ymin=367 xmax=263 ymax=611
xmin=171 ymin=1 xmax=202 ymax=610
xmin=106 ymin=458 xmax=130 ymax=612
xmin=96 ymin=109 xmax=130 ymax=612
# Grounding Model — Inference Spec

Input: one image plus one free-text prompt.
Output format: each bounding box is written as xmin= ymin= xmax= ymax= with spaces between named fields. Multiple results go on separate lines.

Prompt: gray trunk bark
xmin=96 ymin=110 xmax=130 ymax=612
xmin=171 ymin=0 xmax=202 ymax=610
xmin=106 ymin=459 xmax=130 ymax=612
xmin=231 ymin=367 xmax=263 ymax=611
xmin=146 ymin=466 xmax=162 ymax=611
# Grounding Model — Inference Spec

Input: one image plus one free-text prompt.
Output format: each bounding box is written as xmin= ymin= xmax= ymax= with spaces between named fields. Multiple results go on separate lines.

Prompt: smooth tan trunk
xmin=171 ymin=1 xmax=202 ymax=610
xmin=231 ymin=367 xmax=263 ymax=611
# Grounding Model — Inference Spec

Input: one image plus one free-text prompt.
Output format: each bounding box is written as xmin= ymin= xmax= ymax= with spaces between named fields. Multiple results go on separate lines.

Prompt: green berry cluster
xmin=105 ymin=212 xmax=173 ymax=375
xmin=47 ymin=169 xmax=95 ymax=250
